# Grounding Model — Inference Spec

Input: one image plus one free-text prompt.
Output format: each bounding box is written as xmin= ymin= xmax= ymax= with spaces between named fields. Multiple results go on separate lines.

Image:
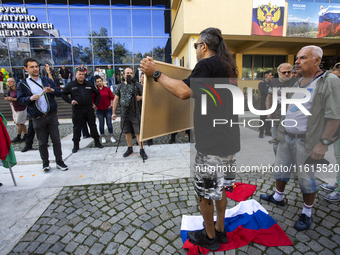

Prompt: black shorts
xmin=121 ymin=115 xmax=140 ymax=134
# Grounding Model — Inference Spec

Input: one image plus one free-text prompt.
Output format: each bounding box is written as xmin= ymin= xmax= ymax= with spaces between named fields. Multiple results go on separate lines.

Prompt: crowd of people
xmin=2 ymin=27 xmax=340 ymax=251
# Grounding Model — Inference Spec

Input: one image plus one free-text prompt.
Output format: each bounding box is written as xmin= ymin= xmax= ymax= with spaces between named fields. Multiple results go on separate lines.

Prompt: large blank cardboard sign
xmin=140 ymin=61 xmax=192 ymax=141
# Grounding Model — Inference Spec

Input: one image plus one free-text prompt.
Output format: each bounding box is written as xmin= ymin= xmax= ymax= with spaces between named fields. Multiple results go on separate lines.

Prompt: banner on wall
xmin=287 ymin=1 xmax=340 ymax=38
xmin=251 ymin=0 xmax=285 ymax=36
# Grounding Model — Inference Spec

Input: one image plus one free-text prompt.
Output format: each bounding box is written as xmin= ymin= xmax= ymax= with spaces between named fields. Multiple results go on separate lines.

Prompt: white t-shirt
xmin=284 ymin=77 xmax=321 ymax=134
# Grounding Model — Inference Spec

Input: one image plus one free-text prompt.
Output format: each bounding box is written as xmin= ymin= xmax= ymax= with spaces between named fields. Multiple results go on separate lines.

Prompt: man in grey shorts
xmin=141 ymin=27 xmax=240 ymax=251
xmin=112 ymin=67 xmax=147 ymax=160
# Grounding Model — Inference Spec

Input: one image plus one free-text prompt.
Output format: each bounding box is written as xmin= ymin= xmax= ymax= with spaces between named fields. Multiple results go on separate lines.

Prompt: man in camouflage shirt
xmin=112 ymin=67 xmax=147 ymax=160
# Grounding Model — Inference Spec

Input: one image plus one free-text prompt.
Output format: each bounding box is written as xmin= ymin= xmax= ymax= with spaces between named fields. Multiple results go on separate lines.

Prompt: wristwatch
xmin=320 ymin=138 xmax=331 ymax=145
xmin=153 ymin=70 xmax=162 ymax=82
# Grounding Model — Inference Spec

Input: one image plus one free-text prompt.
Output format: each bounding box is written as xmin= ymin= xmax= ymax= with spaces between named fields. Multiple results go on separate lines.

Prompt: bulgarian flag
xmin=181 ymin=200 xmax=292 ymax=255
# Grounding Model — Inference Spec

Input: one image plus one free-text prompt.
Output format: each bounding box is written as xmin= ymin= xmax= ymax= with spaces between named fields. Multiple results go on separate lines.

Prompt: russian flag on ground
xmin=181 ymin=200 xmax=292 ymax=255
xmin=317 ymin=6 xmax=340 ymax=38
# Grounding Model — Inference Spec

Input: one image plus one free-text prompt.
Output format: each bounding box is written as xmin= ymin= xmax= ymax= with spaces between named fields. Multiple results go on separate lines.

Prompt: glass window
xmin=48 ymin=9 xmax=70 ymax=37
xmin=30 ymin=38 xmax=52 ymax=65
xmin=112 ymin=9 xmax=132 ymax=37
xmin=47 ymin=0 xmax=68 ymax=7
xmin=52 ymin=38 xmax=72 ymax=65
xmin=113 ymin=38 xmax=132 ymax=64
xmin=92 ymin=37 xmax=113 ymax=65
xmin=152 ymin=0 xmax=170 ymax=9
xmin=132 ymin=9 xmax=151 ymax=36
xmin=91 ymin=9 xmax=111 ymax=37
xmin=152 ymin=10 xmax=170 ymax=36
xmin=133 ymin=38 xmax=152 ymax=64
xmin=2 ymin=0 xmax=23 ymax=6
xmin=90 ymin=0 xmax=110 ymax=6
xmin=26 ymin=8 xmax=49 ymax=37
xmin=69 ymin=9 xmax=91 ymax=36
xmin=111 ymin=0 xmax=130 ymax=8
xmin=72 ymin=38 xmax=93 ymax=65
xmin=69 ymin=0 xmax=89 ymax=6
xmin=242 ymin=55 xmax=252 ymax=80
xmin=253 ymin=55 xmax=263 ymax=79
xmin=0 ymin=39 xmax=10 ymax=67
xmin=275 ymin=55 xmax=286 ymax=68
xmin=25 ymin=0 xmax=46 ymax=7
xmin=152 ymin=38 xmax=168 ymax=62
xmin=8 ymin=38 xmax=30 ymax=67
xmin=132 ymin=0 xmax=150 ymax=8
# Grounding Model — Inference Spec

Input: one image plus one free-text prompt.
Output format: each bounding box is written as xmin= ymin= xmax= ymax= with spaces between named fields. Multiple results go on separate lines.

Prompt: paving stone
xmin=92 ymin=230 xmax=104 ymax=238
xmin=117 ymin=244 xmax=130 ymax=254
xmin=13 ymin=242 xmax=30 ymax=253
xmin=64 ymin=241 xmax=78 ymax=253
xmin=141 ymin=221 xmax=155 ymax=231
xmin=45 ymin=235 xmax=61 ymax=244
xmin=307 ymin=240 xmax=324 ymax=252
xmin=99 ymin=232 xmax=114 ymax=244
xmin=21 ymin=232 xmax=39 ymax=242
xmin=83 ymin=235 xmax=98 ymax=246
xmin=88 ymin=243 xmax=105 ymax=255
xmin=114 ymin=230 xmax=129 ymax=243
xmin=104 ymin=242 xmax=119 ymax=254
xmin=130 ymin=246 xmax=144 ymax=255
xmin=319 ymin=249 xmax=335 ymax=255
xmin=137 ymin=237 xmax=151 ymax=249
xmin=131 ymin=229 xmax=146 ymax=241
xmin=319 ymin=236 xmax=338 ymax=250
xmin=35 ymin=243 xmax=51 ymax=254
xmin=295 ymin=242 xmax=311 ymax=253
xmin=266 ymin=247 xmax=283 ymax=255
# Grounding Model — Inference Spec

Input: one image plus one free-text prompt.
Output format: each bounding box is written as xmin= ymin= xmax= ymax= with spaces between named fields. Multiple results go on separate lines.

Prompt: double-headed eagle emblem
xmin=257 ymin=2 xmax=281 ymax=32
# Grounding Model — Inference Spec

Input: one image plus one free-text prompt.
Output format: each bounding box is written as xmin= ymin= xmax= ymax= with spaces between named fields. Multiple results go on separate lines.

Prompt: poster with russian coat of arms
xmin=252 ymin=0 xmax=285 ymax=36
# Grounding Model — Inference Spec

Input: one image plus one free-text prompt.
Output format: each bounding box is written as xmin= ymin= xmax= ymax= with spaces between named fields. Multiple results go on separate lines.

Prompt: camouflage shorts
xmin=194 ymin=152 xmax=236 ymax=201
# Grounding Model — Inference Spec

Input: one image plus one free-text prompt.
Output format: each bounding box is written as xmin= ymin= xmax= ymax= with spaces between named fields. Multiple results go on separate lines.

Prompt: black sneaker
xmin=43 ymin=163 xmax=51 ymax=172
xmin=11 ymin=136 xmax=22 ymax=143
xmin=140 ymin=148 xmax=148 ymax=160
xmin=95 ymin=142 xmax=104 ymax=148
xmin=147 ymin=139 xmax=153 ymax=146
xmin=56 ymin=161 xmax=68 ymax=171
xmin=187 ymin=228 xmax=220 ymax=251
xmin=260 ymin=193 xmax=286 ymax=206
xmin=123 ymin=147 xmax=133 ymax=157
xmin=202 ymin=221 xmax=228 ymax=244
xmin=294 ymin=213 xmax=312 ymax=231
xmin=21 ymin=146 xmax=33 ymax=153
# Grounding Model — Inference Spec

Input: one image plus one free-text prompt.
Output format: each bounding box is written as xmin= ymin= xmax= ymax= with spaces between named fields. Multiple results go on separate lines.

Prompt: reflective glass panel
xmin=152 ymin=10 xmax=170 ymax=36
xmin=0 ymin=39 xmax=10 ymax=67
xmin=48 ymin=8 xmax=70 ymax=37
xmin=52 ymin=38 xmax=72 ymax=65
xmin=91 ymin=9 xmax=111 ymax=37
xmin=133 ymin=38 xmax=151 ymax=64
xmin=275 ymin=55 xmax=286 ymax=68
xmin=90 ymin=0 xmax=110 ymax=6
xmin=26 ymin=8 xmax=49 ymax=37
xmin=8 ymin=37 xmax=30 ymax=66
xmin=132 ymin=9 xmax=151 ymax=36
xmin=113 ymin=38 xmax=132 ymax=64
xmin=111 ymin=0 xmax=130 ymax=8
xmin=30 ymin=37 xmax=52 ymax=65
xmin=69 ymin=9 xmax=91 ymax=36
xmin=152 ymin=0 xmax=170 ymax=9
xmin=152 ymin=38 xmax=167 ymax=62
xmin=112 ymin=9 xmax=132 ymax=37
xmin=242 ymin=55 xmax=252 ymax=80
xmin=92 ymin=37 xmax=113 ymax=65
xmin=69 ymin=0 xmax=89 ymax=6
xmin=132 ymin=0 xmax=150 ymax=8
xmin=2 ymin=0 xmax=23 ymax=6
xmin=47 ymin=0 xmax=68 ymax=7
xmin=25 ymin=0 xmax=46 ymax=7
xmin=72 ymin=38 xmax=93 ymax=65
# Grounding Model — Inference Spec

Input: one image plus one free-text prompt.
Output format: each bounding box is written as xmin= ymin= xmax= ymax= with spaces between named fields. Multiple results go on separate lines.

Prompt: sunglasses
xmin=333 ymin=63 xmax=340 ymax=69
xmin=194 ymin=42 xmax=204 ymax=49
xmin=280 ymin=71 xmax=292 ymax=75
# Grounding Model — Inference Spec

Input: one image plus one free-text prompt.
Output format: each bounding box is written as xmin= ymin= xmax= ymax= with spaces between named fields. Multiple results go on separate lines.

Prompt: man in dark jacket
xmin=17 ymin=58 xmax=68 ymax=172
xmin=62 ymin=68 xmax=103 ymax=153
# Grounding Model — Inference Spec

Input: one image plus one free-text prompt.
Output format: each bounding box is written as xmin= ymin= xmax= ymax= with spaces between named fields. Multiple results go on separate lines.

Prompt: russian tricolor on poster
xmin=317 ymin=5 xmax=340 ymax=38
xmin=252 ymin=0 xmax=285 ymax=36
xmin=181 ymin=200 xmax=292 ymax=255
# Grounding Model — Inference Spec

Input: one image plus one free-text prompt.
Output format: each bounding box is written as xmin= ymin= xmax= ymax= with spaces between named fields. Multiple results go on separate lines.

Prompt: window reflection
xmin=113 ymin=38 xmax=132 ymax=64
xmin=112 ymin=9 xmax=132 ymax=37
xmin=90 ymin=0 xmax=110 ymax=6
xmin=0 ymin=39 xmax=10 ymax=67
xmin=72 ymin=38 xmax=93 ymax=65
xmin=48 ymin=9 xmax=70 ymax=37
xmin=47 ymin=0 xmax=68 ymax=6
xmin=8 ymin=38 xmax=30 ymax=67
xmin=132 ymin=9 xmax=151 ymax=36
xmin=69 ymin=9 xmax=91 ymax=36
xmin=133 ymin=38 xmax=151 ymax=64
xmin=132 ymin=0 xmax=150 ymax=8
xmin=2 ymin=0 xmax=23 ymax=6
xmin=52 ymin=38 xmax=72 ymax=65
xmin=152 ymin=38 xmax=168 ymax=62
xmin=92 ymin=37 xmax=112 ymax=65
xmin=69 ymin=0 xmax=89 ymax=6
xmin=152 ymin=10 xmax=170 ymax=36
xmin=152 ymin=0 xmax=170 ymax=9
xmin=26 ymin=8 xmax=49 ymax=37
xmin=30 ymin=38 xmax=52 ymax=65
xmin=91 ymin=9 xmax=111 ymax=37
xmin=111 ymin=0 xmax=130 ymax=8
xmin=25 ymin=0 xmax=46 ymax=7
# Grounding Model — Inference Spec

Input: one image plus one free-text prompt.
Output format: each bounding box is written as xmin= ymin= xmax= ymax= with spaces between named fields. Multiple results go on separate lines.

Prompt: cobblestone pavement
xmin=9 ymin=171 xmax=340 ymax=255
xmin=6 ymin=123 xmax=191 ymax=151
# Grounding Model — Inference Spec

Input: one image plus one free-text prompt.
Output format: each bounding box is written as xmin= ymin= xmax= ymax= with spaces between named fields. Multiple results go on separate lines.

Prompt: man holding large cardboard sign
xmin=141 ymin=27 xmax=240 ymax=251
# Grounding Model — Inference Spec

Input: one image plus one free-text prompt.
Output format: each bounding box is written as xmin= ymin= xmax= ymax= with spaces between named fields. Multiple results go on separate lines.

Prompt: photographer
xmin=111 ymin=67 xmax=147 ymax=160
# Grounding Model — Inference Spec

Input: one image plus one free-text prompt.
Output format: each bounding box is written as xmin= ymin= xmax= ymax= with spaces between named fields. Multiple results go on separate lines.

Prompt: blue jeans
xmin=62 ymin=78 xmax=71 ymax=86
xmin=96 ymin=108 xmax=113 ymax=136
xmin=107 ymin=77 xmax=115 ymax=92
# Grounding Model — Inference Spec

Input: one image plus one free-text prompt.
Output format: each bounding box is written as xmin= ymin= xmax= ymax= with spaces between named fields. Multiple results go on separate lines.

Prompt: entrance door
xmin=12 ymin=68 xmax=26 ymax=83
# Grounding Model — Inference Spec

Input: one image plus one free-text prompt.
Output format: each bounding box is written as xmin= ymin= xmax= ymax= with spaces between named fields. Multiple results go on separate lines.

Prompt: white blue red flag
xmin=317 ymin=5 xmax=340 ymax=38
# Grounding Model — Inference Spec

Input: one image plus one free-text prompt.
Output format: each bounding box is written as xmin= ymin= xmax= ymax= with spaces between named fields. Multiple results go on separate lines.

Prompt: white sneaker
xmin=110 ymin=137 xmax=116 ymax=143
xmin=101 ymin=137 xmax=106 ymax=143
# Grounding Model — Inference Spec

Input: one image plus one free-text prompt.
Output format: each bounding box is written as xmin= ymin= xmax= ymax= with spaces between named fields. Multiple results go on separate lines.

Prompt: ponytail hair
xmin=200 ymin=27 xmax=238 ymax=78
